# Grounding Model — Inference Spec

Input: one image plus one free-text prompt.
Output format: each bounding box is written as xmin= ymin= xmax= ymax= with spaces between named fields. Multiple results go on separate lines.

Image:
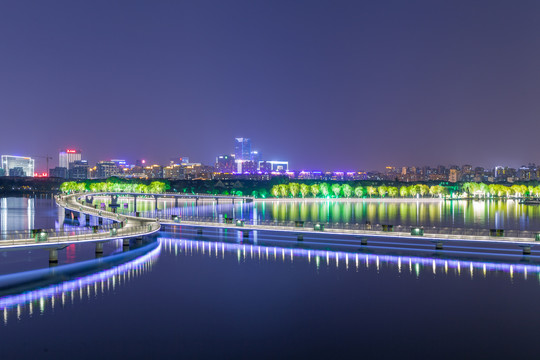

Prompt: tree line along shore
xmin=55 ymin=178 xmax=540 ymax=200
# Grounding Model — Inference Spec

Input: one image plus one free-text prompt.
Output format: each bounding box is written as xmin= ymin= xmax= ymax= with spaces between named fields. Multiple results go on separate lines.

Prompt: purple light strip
xmin=0 ymin=243 xmax=161 ymax=310
xmin=159 ymin=237 xmax=540 ymax=277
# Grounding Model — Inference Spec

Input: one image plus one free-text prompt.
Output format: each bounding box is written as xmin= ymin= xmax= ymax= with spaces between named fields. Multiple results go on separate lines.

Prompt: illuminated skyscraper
xmin=59 ymin=149 xmax=82 ymax=170
xmin=234 ymin=138 xmax=251 ymax=161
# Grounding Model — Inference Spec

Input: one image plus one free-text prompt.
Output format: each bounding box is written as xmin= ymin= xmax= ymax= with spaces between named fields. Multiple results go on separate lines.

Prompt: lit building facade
xmin=234 ymin=138 xmax=251 ymax=161
xmin=96 ymin=161 xmax=119 ymax=178
xmin=59 ymin=149 xmax=82 ymax=170
xmin=1 ymin=155 xmax=35 ymax=177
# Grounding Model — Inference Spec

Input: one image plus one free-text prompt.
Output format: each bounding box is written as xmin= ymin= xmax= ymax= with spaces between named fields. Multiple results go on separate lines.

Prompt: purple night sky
xmin=1 ymin=0 xmax=539 ymax=171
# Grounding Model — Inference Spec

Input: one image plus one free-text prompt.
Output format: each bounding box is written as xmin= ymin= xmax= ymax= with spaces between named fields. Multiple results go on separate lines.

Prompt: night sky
xmin=1 ymin=1 xmax=540 ymax=171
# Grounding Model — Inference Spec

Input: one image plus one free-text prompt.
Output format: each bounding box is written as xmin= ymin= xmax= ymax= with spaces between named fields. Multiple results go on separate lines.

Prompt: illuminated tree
xmin=136 ymin=184 xmax=148 ymax=193
xmin=289 ymin=183 xmax=300 ymax=198
xmin=331 ymin=183 xmax=342 ymax=198
xmin=399 ymin=186 xmax=408 ymax=197
xmin=366 ymin=186 xmax=377 ymax=198
xmin=388 ymin=186 xmax=398 ymax=198
xmin=271 ymin=185 xmax=280 ymax=198
xmin=320 ymin=183 xmax=330 ymax=197
xmin=419 ymin=184 xmax=429 ymax=197
xmin=60 ymin=181 xmax=78 ymax=194
xmin=300 ymin=184 xmax=310 ymax=198
xmin=342 ymin=184 xmax=353 ymax=198
xmin=408 ymin=185 xmax=418 ymax=197
xmin=378 ymin=185 xmax=388 ymax=198
xmin=354 ymin=186 xmax=364 ymax=198
xmin=310 ymin=184 xmax=320 ymax=198
xmin=279 ymin=184 xmax=289 ymax=198
xmin=149 ymin=181 xmax=166 ymax=193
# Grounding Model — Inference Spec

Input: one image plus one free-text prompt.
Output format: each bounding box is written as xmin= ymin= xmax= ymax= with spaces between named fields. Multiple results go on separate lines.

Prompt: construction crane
xmin=32 ymin=155 xmax=53 ymax=176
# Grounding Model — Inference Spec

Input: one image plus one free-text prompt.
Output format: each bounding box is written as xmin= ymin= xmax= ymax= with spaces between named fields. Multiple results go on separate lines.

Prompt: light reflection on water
xmin=0 ymin=242 xmax=161 ymax=324
xmin=159 ymin=237 xmax=540 ymax=283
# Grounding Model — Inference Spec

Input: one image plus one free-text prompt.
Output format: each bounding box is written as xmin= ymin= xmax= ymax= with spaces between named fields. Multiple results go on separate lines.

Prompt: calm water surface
xmin=0 ymin=196 xmax=539 ymax=359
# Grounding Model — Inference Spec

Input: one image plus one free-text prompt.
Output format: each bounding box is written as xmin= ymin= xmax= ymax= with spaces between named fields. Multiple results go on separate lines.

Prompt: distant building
xmin=50 ymin=167 xmax=68 ymax=179
xmin=258 ymin=160 xmax=288 ymax=172
xmin=96 ymin=161 xmax=119 ymax=178
xmin=239 ymin=160 xmax=258 ymax=174
xmin=234 ymin=138 xmax=251 ymax=161
xmin=111 ymin=159 xmax=128 ymax=169
xmin=449 ymin=168 xmax=460 ymax=183
xmin=1 ymin=155 xmax=35 ymax=177
xmin=215 ymin=155 xmax=236 ymax=173
xmin=9 ymin=167 xmax=25 ymax=177
xmin=259 ymin=161 xmax=272 ymax=173
xmin=69 ymin=160 xmax=89 ymax=180
xmin=163 ymin=164 xmax=185 ymax=180
xmin=144 ymin=165 xmax=163 ymax=179
xmin=250 ymin=151 xmax=261 ymax=163
xmin=183 ymin=164 xmax=214 ymax=180
xmin=59 ymin=149 xmax=82 ymax=170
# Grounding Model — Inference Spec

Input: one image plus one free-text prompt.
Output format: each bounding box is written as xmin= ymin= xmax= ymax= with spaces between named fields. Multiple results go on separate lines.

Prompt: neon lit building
xmin=1 ymin=155 xmax=35 ymax=177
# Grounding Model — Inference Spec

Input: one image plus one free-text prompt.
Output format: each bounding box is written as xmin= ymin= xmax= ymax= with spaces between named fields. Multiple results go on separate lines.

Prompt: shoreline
xmin=255 ymin=197 xmax=445 ymax=203
xmin=254 ymin=197 xmax=525 ymax=203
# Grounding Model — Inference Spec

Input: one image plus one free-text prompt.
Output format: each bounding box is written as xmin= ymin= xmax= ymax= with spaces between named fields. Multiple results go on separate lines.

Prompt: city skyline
xmin=2 ymin=1 xmax=540 ymax=170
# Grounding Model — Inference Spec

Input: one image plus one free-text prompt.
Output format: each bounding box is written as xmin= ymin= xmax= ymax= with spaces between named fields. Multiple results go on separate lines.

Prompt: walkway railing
xmin=0 ymin=223 xmax=160 ymax=248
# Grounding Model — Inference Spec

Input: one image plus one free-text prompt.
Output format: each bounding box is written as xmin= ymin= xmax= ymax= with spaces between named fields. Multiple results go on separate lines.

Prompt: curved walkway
xmin=0 ymin=194 xmax=160 ymax=251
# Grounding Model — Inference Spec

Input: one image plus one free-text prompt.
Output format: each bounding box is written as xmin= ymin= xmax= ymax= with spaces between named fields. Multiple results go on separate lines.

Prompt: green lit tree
xmin=354 ymin=186 xmax=364 ymax=198
xmin=271 ymin=185 xmax=280 ymax=198
xmin=310 ymin=184 xmax=320 ymax=198
xmin=300 ymin=184 xmax=310 ymax=198
xmin=388 ymin=186 xmax=398 ymax=198
xmin=320 ymin=183 xmax=330 ymax=197
xmin=331 ymin=183 xmax=342 ymax=198
xmin=399 ymin=186 xmax=408 ymax=197
xmin=289 ymin=183 xmax=300 ymax=198
xmin=378 ymin=185 xmax=388 ymax=198
xmin=366 ymin=186 xmax=377 ymax=198
xmin=342 ymin=184 xmax=353 ymax=198
xmin=149 ymin=181 xmax=166 ymax=193
xmin=279 ymin=184 xmax=289 ymax=198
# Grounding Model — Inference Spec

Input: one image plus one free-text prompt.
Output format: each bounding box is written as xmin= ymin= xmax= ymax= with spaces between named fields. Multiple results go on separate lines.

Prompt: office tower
xmin=59 ymin=149 xmax=82 ymax=170
xmin=234 ymin=138 xmax=251 ymax=161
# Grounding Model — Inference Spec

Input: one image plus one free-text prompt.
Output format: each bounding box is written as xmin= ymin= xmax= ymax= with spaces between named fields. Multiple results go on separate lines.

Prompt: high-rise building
xmin=234 ymin=138 xmax=251 ymax=161
xmin=1 ymin=155 xmax=35 ymax=177
xmin=59 ymin=149 xmax=82 ymax=170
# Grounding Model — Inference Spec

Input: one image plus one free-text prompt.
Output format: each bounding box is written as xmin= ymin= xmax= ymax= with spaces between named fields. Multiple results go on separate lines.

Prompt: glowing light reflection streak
xmin=161 ymin=238 xmax=540 ymax=277
xmin=0 ymin=243 xmax=161 ymax=310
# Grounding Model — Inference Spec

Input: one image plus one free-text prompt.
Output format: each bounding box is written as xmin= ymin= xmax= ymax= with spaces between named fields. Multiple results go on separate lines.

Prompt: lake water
xmin=1 ymin=196 xmax=540 ymax=359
